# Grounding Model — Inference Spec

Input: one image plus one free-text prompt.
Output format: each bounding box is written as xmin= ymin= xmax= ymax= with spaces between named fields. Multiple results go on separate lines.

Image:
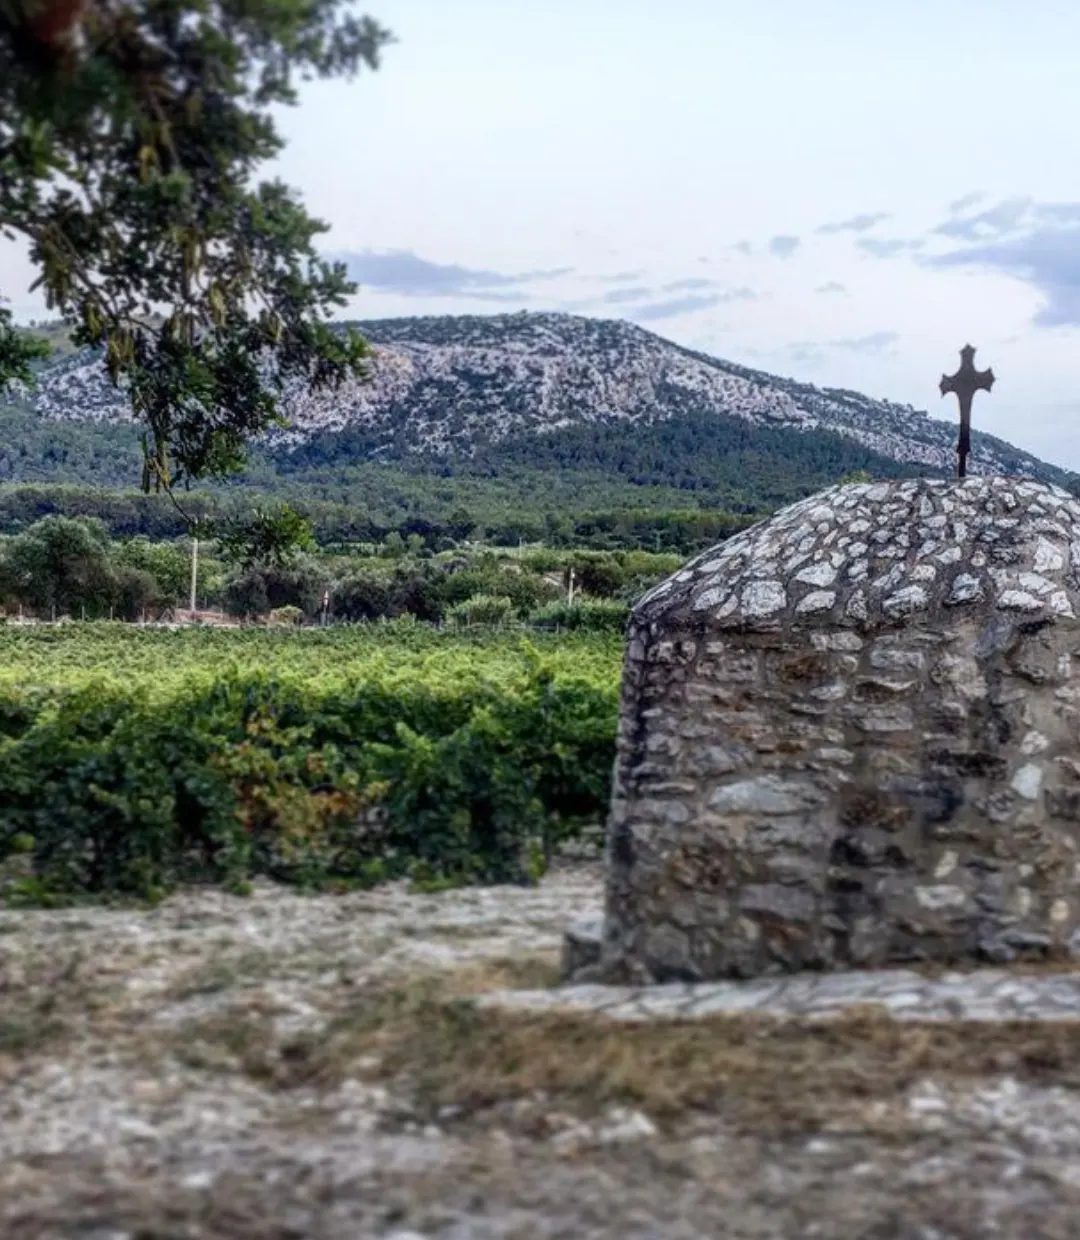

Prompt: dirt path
xmin=4 ymin=865 xmax=1080 ymax=1239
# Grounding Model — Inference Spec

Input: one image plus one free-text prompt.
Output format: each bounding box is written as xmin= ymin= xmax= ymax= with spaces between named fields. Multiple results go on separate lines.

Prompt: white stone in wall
xmin=1011 ymin=764 xmax=1044 ymax=800
xmin=740 ymin=581 xmax=786 ymax=617
xmin=795 ymin=590 xmax=837 ymax=614
xmin=1020 ymin=731 xmax=1049 ymax=756
xmin=846 ymin=590 xmax=868 ymax=621
xmin=795 ymin=562 xmax=837 ymax=587
xmin=1017 ymin=572 xmax=1056 ymax=596
xmin=883 ymin=585 xmax=929 ymax=618
xmin=692 ymin=587 xmax=725 ymax=611
xmin=946 ymin=574 xmax=983 ymax=605
xmin=1034 ymin=537 xmax=1067 ymax=573
xmin=998 ymin=590 xmax=1043 ymax=611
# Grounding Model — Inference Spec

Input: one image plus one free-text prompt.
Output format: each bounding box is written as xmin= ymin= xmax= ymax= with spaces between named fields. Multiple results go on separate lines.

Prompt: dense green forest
xmin=0 ymin=400 xmax=937 ymax=551
xmin=0 ymin=405 xmax=146 ymax=486
xmin=0 ymin=480 xmax=755 ymax=552
xmin=466 ymin=411 xmax=923 ymax=504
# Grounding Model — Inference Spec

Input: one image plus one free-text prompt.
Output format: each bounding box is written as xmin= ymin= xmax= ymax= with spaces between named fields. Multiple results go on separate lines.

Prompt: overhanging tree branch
xmin=0 ymin=0 xmax=392 ymax=497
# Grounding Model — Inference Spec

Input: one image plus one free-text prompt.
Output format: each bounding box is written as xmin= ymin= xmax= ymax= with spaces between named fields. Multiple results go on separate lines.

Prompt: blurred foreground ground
xmin=4 ymin=863 xmax=1080 ymax=1239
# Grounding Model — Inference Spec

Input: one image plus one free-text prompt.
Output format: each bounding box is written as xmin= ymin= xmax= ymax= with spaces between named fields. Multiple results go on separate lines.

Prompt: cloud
xmin=857 ymin=236 xmax=925 ymax=258
xmin=948 ymin=191 xmax=985 ymax=214
xmin=816 ymin=211 xmax=890 ymax=234
xmin=934 ymin=197 xmax=1033 ymax=241
xmin=929 ymin=224 xmax=1080 ymax=327
xmin=831 ymin=331 xmax=900 ymax=353
xmin=733 ymin=241 xmax=752 ymax=256
xmin=787 ymin=331 xmax=899 ymax=362
xmin=769 ymin=235 xmax=800 ymax=259
xmin=660 ymin=277 xmax=718 ymax=292
xmin=630 ymin=287 xmax=757 ymax=321
xmin=337 ymin=249 xmax=572 ymax=299
xmin=597 ymin=270 xmax=645 ymax=284
xmin=816 ymin=281 xmax=847 ymax=294
xmin=719 ymin=286 xmax=757 ymax=302
xmin=1036 ymin=203 xmax=1080 ymax=224
xmin=787 ymin=343 xmax=824 ymax=365
xmin=631 ymin=294 xmax=726 ymax=321
xmin=925 ymin=199 xmax=1080 ymax=326
xmin=601 ymin=286 xmax=654 ymax=304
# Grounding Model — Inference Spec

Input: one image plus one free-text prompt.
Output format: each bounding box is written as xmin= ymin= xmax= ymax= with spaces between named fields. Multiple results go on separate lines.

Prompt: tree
xmin=112 ymin=563 xmax=165 ymax=619
xmin=447 ymin=506 xmax=476 ymax=543
xmin=0 ymin=300 xmax=49 ymax=386
xmin=576 ymin=555 xmax=623 ymax=599
xmin=1 ymin=0 xmax=391 ymax=489
xmin=1 ymin=513 xmax=116 ymax=616
xmin=333 ymin=569 xmax=392 ymax=621
xmin=223 ymin=555 xmax=325 ymax=619
xmin=114 ymin=535 xmax=190 ymax=603
xmin=215 ymin=503 xmax=315 ymax=570
xmin=381 ymin=530 xmax=406 ymax=559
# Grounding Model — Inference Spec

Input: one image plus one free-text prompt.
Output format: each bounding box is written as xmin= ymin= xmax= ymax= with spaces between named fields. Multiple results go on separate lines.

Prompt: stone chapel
xmin=566 ymin=477 xmax=1080 ymax=983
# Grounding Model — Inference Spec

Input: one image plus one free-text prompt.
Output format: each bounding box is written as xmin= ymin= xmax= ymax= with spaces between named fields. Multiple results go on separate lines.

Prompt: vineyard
xmin=0 ymin=623 xmax=624 ymax=901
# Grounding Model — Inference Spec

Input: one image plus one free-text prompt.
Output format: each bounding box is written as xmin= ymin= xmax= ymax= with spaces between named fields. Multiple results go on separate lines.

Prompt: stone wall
xmin=577 ymin=479 xmax=1080 ymax=984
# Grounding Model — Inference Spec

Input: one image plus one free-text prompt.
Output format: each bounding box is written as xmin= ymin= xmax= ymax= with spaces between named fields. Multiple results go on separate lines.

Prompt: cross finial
xmin=939 ymin=345 xmax=994 ymax=479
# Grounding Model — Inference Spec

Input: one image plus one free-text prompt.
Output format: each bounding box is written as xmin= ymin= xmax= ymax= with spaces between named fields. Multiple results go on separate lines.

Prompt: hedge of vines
xmin=0 ymin=624 xmax=622 ymax=902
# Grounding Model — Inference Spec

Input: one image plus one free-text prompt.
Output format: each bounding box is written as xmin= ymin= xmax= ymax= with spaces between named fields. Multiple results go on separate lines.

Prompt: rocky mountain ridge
xmin=7 ymin=311 xmax=1062 ymax=481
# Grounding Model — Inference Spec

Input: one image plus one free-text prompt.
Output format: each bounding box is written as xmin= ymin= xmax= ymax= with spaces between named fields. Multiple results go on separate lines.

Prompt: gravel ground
xmin=5 ymin=864 xmax=1080 ymax=1239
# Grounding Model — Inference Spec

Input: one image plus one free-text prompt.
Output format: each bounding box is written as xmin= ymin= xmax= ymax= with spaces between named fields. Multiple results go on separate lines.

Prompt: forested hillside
xmin=4 ymin=313 xmax=1074 ymax=554
xmin=7 ymin=311 xmax=1068 ymax=485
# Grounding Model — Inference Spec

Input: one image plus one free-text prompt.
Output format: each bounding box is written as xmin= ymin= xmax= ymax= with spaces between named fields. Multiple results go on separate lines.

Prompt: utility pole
xmin=189 ymin=536 xmax=199 ymax=616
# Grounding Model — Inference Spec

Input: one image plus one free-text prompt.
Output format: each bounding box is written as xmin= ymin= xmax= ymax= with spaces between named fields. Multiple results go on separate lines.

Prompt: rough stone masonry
xmin=566 ymin=477 xmax=1080 ymax=984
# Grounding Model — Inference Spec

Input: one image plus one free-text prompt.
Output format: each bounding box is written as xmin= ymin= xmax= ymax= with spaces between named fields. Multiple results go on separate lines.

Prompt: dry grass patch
xmin=0 ymin=1004 xmax=70 ymax=1059
xmin=138 ymin=953 xmax=1080 ymax=1141
xmin=0 ymin=948 xmax=105 ymax=1060
xmin=152 ymin=954 xmax=561 ymax=1090
xmin=316 ymin=993 xmax=1080 ymax=1135
xmin=170 ymin=1007 xmax=290 ymax=1081
xmin=432 ymin=953 xmax=561 ymax=995
xmin=165 ymin=948 xmax=281 ymax=1003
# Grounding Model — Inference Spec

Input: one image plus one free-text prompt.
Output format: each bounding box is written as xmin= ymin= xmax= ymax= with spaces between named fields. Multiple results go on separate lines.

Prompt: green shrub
xmin=268 ymin=605 xmax=304 ymax=627
xmin=441 ymin=566 xmax=559 ymax=617
xmin=333 ymin=571 xmax=394 ymax=621
xmin=529 ymin=599 xmax=629 ymax=633
xmin=112 ymin=566 xmax=167 ymax=621
xmin=574 ymin=555 xmax=623 ymax=599
xmin=223 ymin=558 xmax=326 ymax=620
xmin=446 ymin=594 xmax=516 ymax=628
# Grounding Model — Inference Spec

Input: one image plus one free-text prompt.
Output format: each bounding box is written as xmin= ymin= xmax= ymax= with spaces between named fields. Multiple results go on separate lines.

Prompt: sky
xmin=6 ymin=0 xmax=1080 ymax=466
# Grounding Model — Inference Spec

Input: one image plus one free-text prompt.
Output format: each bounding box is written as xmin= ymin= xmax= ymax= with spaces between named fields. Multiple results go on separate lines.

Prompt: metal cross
xmin=939 ymin=344 xmax=994 ymax=479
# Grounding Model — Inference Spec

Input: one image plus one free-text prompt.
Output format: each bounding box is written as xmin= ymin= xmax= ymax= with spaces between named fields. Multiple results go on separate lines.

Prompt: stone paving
xmin=478 ymin=964 xmax=1080 ymax=1023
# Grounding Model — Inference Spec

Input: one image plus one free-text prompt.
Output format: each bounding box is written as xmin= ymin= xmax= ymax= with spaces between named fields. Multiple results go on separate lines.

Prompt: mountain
xmin=6 ymin=312 xmax=1066 ymax=485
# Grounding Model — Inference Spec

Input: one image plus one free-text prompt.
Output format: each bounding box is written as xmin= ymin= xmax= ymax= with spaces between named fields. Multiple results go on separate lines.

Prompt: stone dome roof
xmin=635 ymin=477 xmax=1080 ymax=631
